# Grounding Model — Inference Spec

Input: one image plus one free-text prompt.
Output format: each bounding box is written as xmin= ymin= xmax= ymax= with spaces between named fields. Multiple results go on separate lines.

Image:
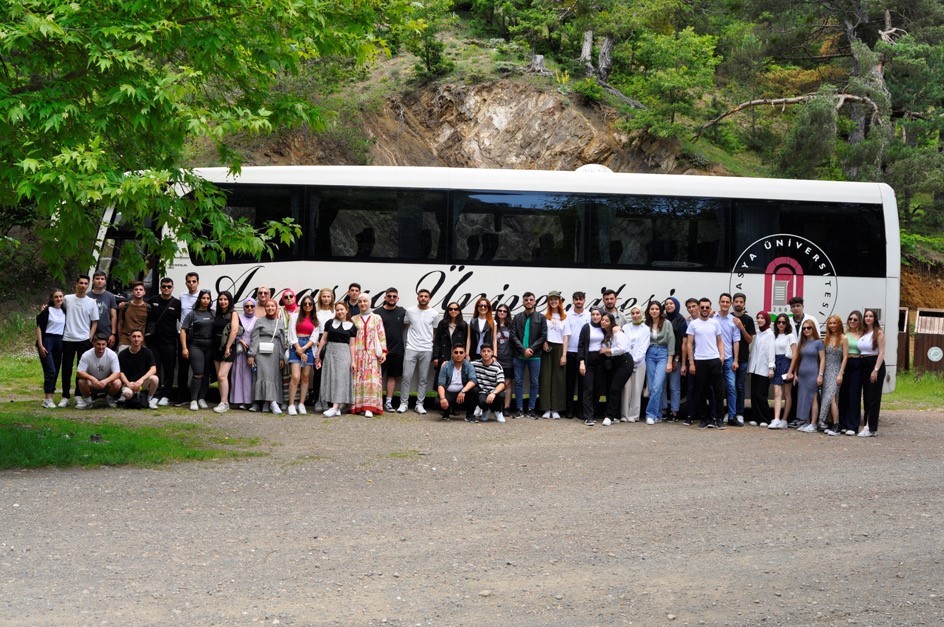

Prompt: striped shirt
xmin=472 ymin=359 xmax=504 ymax=394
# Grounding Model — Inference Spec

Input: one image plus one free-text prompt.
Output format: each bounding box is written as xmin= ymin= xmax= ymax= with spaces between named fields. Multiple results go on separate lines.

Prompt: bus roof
xmin=193 ymin=165 xmax=891 ymax=204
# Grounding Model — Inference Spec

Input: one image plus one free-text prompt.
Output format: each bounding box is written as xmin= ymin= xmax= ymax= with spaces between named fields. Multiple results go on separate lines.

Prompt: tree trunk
xmin=528 ymin=54 xmax=550 ymax=75
xmin=597 ymin=36 xmax=614 ymax=82
xmin=580 ymin=30 xmax=595 ymax=77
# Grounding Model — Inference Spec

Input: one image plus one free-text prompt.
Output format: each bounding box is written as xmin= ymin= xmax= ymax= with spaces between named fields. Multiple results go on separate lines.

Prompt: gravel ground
xmin=2 ymin=407 xmax=943 ymax=625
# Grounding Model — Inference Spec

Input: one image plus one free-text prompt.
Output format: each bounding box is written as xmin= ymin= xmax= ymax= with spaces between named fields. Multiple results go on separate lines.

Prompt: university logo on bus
xmin=730 ymin=235 xmax=838 ymax=319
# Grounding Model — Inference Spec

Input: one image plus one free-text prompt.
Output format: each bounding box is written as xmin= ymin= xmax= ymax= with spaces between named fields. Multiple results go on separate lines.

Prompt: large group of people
xmin=35 ymin=274 xmax=887 ymax=437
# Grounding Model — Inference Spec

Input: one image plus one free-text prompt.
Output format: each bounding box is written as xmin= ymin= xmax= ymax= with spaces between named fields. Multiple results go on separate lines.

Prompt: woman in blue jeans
xmin=35 ymin=288 xmax=66 ymax=409
xmin=644 ymin=301 xmax=675 ymax=424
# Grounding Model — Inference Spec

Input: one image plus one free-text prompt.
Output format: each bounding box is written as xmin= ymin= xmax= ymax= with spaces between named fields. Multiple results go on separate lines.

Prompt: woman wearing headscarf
xmin=620 ymin=304 xmax=650 ymax=423
xmin=662 ymin=296 xmax=687 ymax=421
xmin=746 ymin=311 xmax=775 ymax=426
xmin=352 ymin=293 xmax=387 ymax=417
xmin=229 ymin=297 xmax=258 ymax=409
xmin=248 ymin=298 xmax=286 ymax=414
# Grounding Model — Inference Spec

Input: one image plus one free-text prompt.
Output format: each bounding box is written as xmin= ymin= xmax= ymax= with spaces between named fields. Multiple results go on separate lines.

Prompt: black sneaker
xmin=788 ymin=419 xmax=801 ymax=429
xmin=667 ymin=412 xmax=679 ymax=422
xmin=699 ymin=420 xmax=710 ymax=429
xmin=715 ymin=419 xmax=726 ymax=430
xmin=464 ymin=415 xmax=475 ymax=422
xmin=727 ymin=417 xmax=742 ymax=427
xmin=513 ymin=408 xmax=524 ymax=419
xmin=683 ymin=418 xmax=693 ymax=426
xmin=585 ymin=419 xmax=595 ymax=426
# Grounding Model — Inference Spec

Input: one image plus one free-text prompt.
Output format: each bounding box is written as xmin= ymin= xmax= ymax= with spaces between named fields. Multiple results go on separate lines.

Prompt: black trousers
xmin=476 ymin=390 xmax=506 ymax=412
xmin=175 ymin=337 xmax=191 ymax=402
xmin=442 ymin=385 xmax=478 ymax=418
xmin=860 ymin=356 xmax=884 ymax=433
xmin=564 ymin=352 xmax=584 ymax=416
xmin=839 ymin=357 xmax=863 ymax=432
xmin=605 ymin=354 xmax=634 ymax=419
xmin=61 ymin=339 xmax=91 ymax=399
xmin=581 ymin=353 xmax=605 ymax=421
xmin=150 ymin=338 xmax=177 ymax=399
xmin=693 ymin=358 xmax=724 ymax=422
xmin=750 ymin=373 xmax=771 ymax=424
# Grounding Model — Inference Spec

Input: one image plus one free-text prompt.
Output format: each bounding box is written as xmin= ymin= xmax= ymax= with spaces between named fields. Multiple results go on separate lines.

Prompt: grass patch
xmin=679 ymin=137 xmax=774 ymax=178
xmin=885 ymin=371 xmax=944 ymax=410
xmin=0 ymin=413 xmax=262 ymax=469
xmin=0 ymin=355 xmax=40 ymax=399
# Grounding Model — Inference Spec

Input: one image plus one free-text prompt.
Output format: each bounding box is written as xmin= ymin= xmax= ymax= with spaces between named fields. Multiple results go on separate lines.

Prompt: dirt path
xmin=2 ymin=408 xmax=943 ymax=625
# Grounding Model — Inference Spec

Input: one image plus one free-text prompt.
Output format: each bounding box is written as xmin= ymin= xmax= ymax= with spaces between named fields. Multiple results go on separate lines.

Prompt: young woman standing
xmin=599 ymin=312 xmax=633 ymax=426
xmin=287 ymin=294 xmax=318 ymax=415
xmin=747 ymin=311 xmax=774 ymax=426
xmin=211 ymin=291 xmax=240 ymax=413
xmin=578 ymin=307 xmax=605 ymax=426
xmin=819 ymin=315 xmax=849 ymax=435
xmin=180 ymin=289 xmax=214 ymax=410
xmin=248 ymin=298 xmax=286 ymax=414
xmin=36 ymin=289 xmax=66 ymax=408
xmin=643 ymin=301 xmax=674 ymax=425
xmin=768 ymin=313 xmax=797 ymax=429
xmin=840 ymin=310 xmax=864 ymax=435
xmin=539 ymin=291 xmax=567 ymax=419
xmin=352 ymin=293 xmax=387 ymax=417
xmin=494 ymin=304 xmax=514 ymax=414
xmin=466 ymin=297 xmax=497 ymax=361
xmin=621 ymin=304 xmax=650 ymax=423
xmin=785 ymin=321 xmax=825 ymax=433
xmin=433 ymin=302 xmax=468 ymax=375
xmin=316 ymin=301 xmax=356 ymax=417
xmin=229 ymin=298 xmax=258 ymax=409
xmin=857 ymin=308 xmax=886 ymax=437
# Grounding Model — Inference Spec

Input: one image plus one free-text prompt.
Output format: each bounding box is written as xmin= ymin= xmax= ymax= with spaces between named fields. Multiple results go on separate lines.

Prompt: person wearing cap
xmin=510 ymin=292 xmax=547 ymax=418
xmin=538 ymin=291 xmax=567 ymax=419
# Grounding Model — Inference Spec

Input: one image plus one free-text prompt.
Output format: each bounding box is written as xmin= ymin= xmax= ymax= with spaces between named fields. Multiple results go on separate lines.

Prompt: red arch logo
xmin=764 ymin=256 xmax=803 ymax=311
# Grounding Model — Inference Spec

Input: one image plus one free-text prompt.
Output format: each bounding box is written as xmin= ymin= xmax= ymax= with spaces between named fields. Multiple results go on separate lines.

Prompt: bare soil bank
xmin=2 ymin=408 xmax=943 ymax=625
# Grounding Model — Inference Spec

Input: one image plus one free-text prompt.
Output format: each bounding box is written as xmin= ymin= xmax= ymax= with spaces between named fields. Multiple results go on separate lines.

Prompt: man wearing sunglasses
xmin=147 ymin=277 xmax=181 ymax=406
xmin=686 ymin=297 xmax=726 ymax=430
xmin=436 ymin=343 xmax=478 ymax=421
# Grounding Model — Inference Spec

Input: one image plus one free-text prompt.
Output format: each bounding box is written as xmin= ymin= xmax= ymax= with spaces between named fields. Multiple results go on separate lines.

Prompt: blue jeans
xmin=645 ymin=345 xmax=669 ymax=420
xmin=662 ymin=356 xmax=681 ymax=413
xmin=38 ymin=334 xmax=64 ymax=394
xmin=734 ymin=362 xmax=746 ymax=415
xmin=513 ymin=357 xmax=541 ymax=410
xmin=722 ymin=356 xmax=737 ymax=418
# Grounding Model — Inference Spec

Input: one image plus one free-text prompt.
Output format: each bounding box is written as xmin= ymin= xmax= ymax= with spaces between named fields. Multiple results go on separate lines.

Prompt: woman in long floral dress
xmin=351 ymin=294 xmax=387 ymax=417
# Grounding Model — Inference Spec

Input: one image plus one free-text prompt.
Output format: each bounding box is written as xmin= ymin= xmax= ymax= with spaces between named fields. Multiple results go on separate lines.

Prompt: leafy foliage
xmin=0 ymin=0 xmax=398 ymax=282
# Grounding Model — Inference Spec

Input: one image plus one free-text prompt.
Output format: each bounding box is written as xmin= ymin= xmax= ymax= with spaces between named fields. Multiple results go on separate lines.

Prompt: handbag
xmin=220 ymin=320 xmax=246 ymax=351
xmin=257 ymin=320 xmax=279 ymax=355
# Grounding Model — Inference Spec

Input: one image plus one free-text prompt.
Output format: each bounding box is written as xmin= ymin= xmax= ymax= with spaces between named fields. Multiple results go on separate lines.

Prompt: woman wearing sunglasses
xmin=784 ymin=320 xmax=825 ymax=433
xmin=767 ymin=313 xmax=797 ymax=429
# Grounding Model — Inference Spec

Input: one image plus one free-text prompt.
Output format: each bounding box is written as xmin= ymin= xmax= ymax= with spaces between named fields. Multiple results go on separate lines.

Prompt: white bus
xmin=97 ymin=165 xmax=900 ymax=390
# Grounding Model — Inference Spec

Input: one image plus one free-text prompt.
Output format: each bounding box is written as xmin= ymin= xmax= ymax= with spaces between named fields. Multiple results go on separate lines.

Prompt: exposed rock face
xmin=254 ymin=80 xmax=711 ymax=175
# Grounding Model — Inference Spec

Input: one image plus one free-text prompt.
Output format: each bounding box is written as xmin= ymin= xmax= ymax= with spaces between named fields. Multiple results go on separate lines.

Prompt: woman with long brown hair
xmin=768 ymin=313 xmax=797 ymax=429
xmin=857 ymin=308 xmax=885 ymax=437
xmin=839 ymin=310 xmax=864 ymax=435
xmin=785 ymin=319 xmax=825 ymax=433
xmin=539 ymin=291 xmax=567 ymax=419
xmin=819 ymin=314 xmax=849 ymax=435
xmin=466 ymin=297 xmax=497 ymax=361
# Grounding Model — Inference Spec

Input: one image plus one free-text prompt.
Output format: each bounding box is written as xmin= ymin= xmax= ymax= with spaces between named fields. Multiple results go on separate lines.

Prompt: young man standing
xmin=731 ymin=292 xmax=755 ymax=424
xmin=680 ymin=297 xmax=699 ymax=425
xmin=148 ymin=277 xmax=181 ymax=406
xmin=398 ymin=289 xmax=440 ymax=414
xmin=510 ymin=292 xmax=548 ymax=418
xmin=89 ymin=271 xmax=118 ymax=348
xmin=436 ymin=343 xmax=478 ymax=421
xmin=176 ymin=272 xmax=200 ymax=403
xmin=713 ymin=293 xmax=742 ymax=426
xmin=59 ymin=275 xmax=100 ymax=406
xmin=601 ymin=289 xmax=627 ymax=326
xmin=562 ymin=291 xmax=590 ymax=418
xmin=472 ymin=344 xmax=506 ymax=423
xmin=76 ymin=333 xmax=121 ymax=409
xmin=117 ymin=281 xmax=150 ymax=351
xmin=341 ymin=283 xmax=362 ymax=316
xmin=375 ymin=287 xmax=407 ymax=412
xmin=687 ymin=297 xmax=726 ymax=430
xmin=118 ymin=329 xmax=160 ymax=409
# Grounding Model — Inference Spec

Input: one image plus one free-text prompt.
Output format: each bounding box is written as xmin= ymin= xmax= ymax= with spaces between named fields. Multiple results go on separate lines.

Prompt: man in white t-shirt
xmin=60 ymin=275 xmax=100 ymax=407
xmin=398 ymin=289 xmax=441 ymax=414
xmin=76 ymin=334 xmax=122 ymax=409
xmin=686 ymin=297 xmax=726 ymax=430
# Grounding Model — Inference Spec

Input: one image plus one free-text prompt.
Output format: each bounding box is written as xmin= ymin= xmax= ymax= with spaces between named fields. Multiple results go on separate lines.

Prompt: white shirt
xmin=63 ymin=294 xmax=99 ymax=342
xmin=687 ymin=317 xmax=722 ymax=361
xmin=404 ymin=307 xmax=440 ymax=352
xmin=774 ymin=332 xmax=797 ymax=357
xmin=179 ymin=291 xmax=199 ymax=321
xmin=78 ymin=347 xmax=120 ymax=380
xmin=546 ymin=313 xmax=565 ymax=343
xmin=748 ymin=328 xmax=776 ymax=376
xmin=624 ymin=323 xmax=651 ymax=364
xmin=47 ymin=307 xmax=66 ymax=335
xmin=607 ymin=330 xmax=631 ymax=357
xmin=563 ymin=310 xmax=590 ymax=353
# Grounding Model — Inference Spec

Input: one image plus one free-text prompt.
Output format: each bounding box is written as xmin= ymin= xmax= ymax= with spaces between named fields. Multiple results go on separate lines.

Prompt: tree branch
xmin=692 ymin=93 xmax=884 ymax=141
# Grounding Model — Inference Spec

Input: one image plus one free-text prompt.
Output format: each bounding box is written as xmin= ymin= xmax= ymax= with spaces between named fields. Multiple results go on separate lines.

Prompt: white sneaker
xmin=158 ymin=396 xmax=170 ymax=406
xmin=541 ymin=410 xmax=551 ymax=419
xmin=384 ymin=399 xmax=394 ymax=412
xmin=42 ymin=399 xmax=56 ymax=409
xmin=551 ymin=411 xmax=561 ymax=419
xmin=857 ymin=428 xmax=873 ymax=437
xmin=768 ymin=419 xmax=782 ymax=429
xmin=844 ymin=429 xmax=856 ymax=436
xmin=198 ymin=399 xmax=208 ymax=410
xmin=474 ymin=406 xmax=483 ymax=417
xmin=602 ymin=417 xmax=612 ymax=426
xmin=415 ymin=403 xmax=427 ymax=415
xmin=58 ymin=397 xmax=70 ymax=408
xmin=825 ymin=428 xmax=840 ymax=436
xmin=364 ymin=410 xmax=373 ymax=418
xmin=213 ymin=402 xmax=229 ymax=414
xmin=148 ymin=397 xmax=160 ymax=410
xmin=288 ymin=404 xmax=297 ymax=416
xmin=270 ymin=402 xmax=282 ymax=415
xmin=799 ymin=423 xmax=817 ymax=433
xmin=749 ymin=421 xmax=758 ymax=426
xmin=190 ymin=400 xmax=199 ymax=410
xmin=75 ymin=397 xmax=89 ymax=409
xmin=645 ymin=417 xmax=655 ymax=425
xmin=736 ymin=414 xmax=745 ymax=425
xmin=397 ymin=403 xmax=408 ymax=414
xmin=324 ymin=406 xmax=338 ymax=417
xmin=495 ymin=412 xmax=505 ymax=423
xmin=298 ymin=403 xmax=307 ymax=415
xmin=248 ymin=403 xmax=259 ymax=412
xmin=758 ymin=422 xmax=768 ymax=428
xmin=106 ymin=396 xmax=118 ymax=409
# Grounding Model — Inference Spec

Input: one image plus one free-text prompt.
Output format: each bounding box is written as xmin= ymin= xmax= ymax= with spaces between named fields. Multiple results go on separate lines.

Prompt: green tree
xmin=404 ymin=0 xmax=456 ymax=78
xmin=1 ymin=0 xmax=394 ymax=282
